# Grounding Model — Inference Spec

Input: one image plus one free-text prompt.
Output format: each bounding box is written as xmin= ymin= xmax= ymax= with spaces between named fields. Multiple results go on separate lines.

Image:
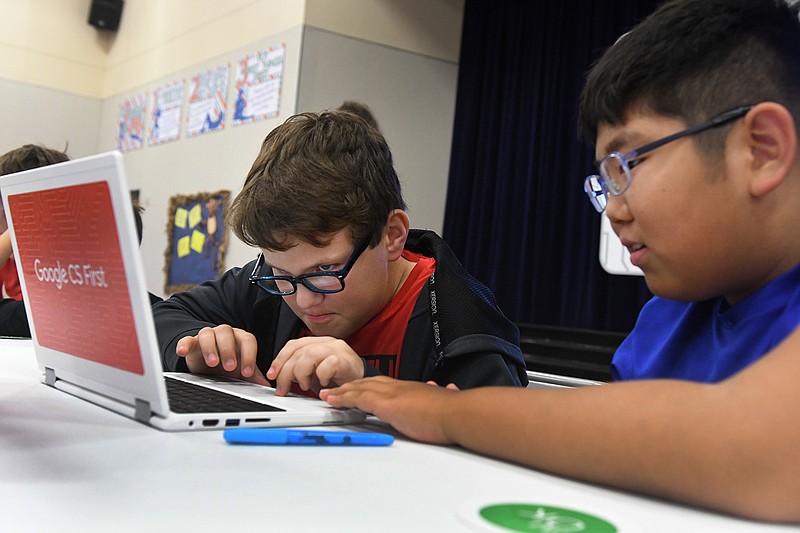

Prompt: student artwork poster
xmin=149 ymin=80 xmax=184 ymax=146
xmin=232 ymin=44 xmax=285 ymax=126
xmin=117 ymin=94 xmax=146 ymax=152
xmin=186 ymin=65 xmax=229 ymax=137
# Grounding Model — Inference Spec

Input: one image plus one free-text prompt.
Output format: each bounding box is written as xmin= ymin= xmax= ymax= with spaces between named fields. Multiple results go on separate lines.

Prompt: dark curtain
xmin=443 ymin=0 xmax=661 ymax=333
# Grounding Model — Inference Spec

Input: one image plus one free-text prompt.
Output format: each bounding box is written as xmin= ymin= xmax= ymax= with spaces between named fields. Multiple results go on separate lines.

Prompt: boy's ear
xmin=742 ymin=102 xmax=798 ymax=198
xmin=383 ymin=209 xmax=410 ymax=260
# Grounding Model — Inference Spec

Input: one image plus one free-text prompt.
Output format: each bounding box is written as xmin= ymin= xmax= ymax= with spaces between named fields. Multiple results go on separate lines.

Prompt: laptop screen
xmin=8 ymin=180 xmax=144 ymax=374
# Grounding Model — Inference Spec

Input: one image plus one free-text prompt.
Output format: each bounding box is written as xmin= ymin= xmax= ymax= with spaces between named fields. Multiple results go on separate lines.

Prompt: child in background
xmin=0 ymin=145 xmax=69 ymax=336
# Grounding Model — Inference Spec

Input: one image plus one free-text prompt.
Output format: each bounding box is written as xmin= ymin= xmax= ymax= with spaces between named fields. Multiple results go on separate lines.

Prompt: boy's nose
xmin=604 ymin=193 xmax=632 ymax=225
xmin=293 ymin=283 xmax=324 ymax=308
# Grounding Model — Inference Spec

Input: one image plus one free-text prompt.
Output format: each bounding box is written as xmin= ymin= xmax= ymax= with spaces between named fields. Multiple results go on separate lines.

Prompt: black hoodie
xmin=154 ymin=229 xmax=527 ymax=389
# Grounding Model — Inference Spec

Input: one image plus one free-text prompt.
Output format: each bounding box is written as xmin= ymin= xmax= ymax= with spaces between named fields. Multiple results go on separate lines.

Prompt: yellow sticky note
xmin=174 ymin=207 xmax=188 ymax=229
xmin=190 ymin=229 xmax=206 ymax=253
xmin=177 ymin=236 xmax=191 ymax=258
xmin=188 ymin=204 xmax=203 ymax=228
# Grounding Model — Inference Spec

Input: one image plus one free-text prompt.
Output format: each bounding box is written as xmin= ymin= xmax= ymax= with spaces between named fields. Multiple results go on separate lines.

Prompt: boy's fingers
xmin=235 ymin=331 xmax=259 ymax=378
xmin=196 ymin=327 xmax=221 ymax=368
xmin=211 ymin=325 xmax=239 ymax=372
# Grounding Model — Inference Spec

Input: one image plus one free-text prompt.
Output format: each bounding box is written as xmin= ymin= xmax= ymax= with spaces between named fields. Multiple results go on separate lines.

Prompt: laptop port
xmin=225 ymin=419 xmax=240 ymax=427
xmin=202 ymin=419 xmax=219 ymax=427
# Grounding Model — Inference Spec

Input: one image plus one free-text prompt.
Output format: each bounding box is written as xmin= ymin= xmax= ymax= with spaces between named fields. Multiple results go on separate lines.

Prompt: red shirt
xmin=345 ymin=250 xmax=436 ymax=377
xmin=296 ymin=250 xmax=436 ymax=385
xmin=0 ymin=258 xmax=22 ymax=300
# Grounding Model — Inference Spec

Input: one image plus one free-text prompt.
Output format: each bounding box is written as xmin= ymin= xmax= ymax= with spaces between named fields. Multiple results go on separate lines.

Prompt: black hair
xmin=133 ymin=203 xmax=144 ymax=245
xmin=578 ymin=0 xmax=800 ymax=154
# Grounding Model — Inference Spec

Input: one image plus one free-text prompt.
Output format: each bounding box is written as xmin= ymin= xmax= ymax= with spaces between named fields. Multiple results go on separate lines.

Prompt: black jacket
xmin=0 ymin=299 xmax=30 ymax=338
xmin=154 ymin=230 xmax=527 ymax=388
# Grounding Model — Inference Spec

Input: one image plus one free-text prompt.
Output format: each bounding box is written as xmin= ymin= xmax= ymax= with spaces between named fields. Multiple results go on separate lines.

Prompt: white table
xmin=1 ymin=338 xmax=796 ymax=533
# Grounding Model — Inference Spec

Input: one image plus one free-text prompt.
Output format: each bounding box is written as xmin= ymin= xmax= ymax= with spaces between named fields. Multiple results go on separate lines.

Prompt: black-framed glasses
xmin=583 ymin=104 xmax=756 ymax=213
xmin=249 ymin=235 xmax=371 ymax=296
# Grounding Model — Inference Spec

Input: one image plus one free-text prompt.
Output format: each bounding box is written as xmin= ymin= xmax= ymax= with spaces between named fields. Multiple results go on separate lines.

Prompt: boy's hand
xmin=176 ymin=325 xmax=269 ymax=385
xmin=268 ymin=336 xmax=365 ymax=396
xmin=320 ymin=376 xmax=457 ymax=444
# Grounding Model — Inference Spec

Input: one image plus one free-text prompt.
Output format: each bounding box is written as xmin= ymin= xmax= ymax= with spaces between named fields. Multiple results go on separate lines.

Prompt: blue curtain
xmin=443 ymin=0 xmax=661 ymax=333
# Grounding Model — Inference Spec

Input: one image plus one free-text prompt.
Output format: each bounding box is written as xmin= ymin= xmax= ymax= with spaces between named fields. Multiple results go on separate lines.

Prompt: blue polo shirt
xmin=612 ymin=262 xmax=800 ymax=383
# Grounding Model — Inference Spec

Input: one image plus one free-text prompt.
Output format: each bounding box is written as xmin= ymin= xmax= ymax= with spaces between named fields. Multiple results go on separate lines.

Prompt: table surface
xmin=1 ymin=338 xmax=797 ymax=533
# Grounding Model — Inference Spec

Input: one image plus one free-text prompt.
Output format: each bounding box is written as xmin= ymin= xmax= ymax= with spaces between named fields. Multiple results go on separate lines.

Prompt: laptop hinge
xmin=134 ymin=398 xmax=151 ymax=423
xmin=44 ymin=367 xmax=57 ymax=386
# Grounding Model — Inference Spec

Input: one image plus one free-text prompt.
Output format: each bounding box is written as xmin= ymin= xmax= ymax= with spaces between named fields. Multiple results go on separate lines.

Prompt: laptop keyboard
xmin=164 ymin=376 xmax=284 ymax=413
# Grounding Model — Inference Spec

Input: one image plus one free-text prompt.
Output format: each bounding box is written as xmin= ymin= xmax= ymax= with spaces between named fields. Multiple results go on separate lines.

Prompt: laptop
xmin=0 ymin=150 xmax=365 ymax=431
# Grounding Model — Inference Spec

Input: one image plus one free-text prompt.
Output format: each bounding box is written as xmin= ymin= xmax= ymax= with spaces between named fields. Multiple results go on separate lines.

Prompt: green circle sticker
xmin=478 ymin=503 xmax=617 ymax=533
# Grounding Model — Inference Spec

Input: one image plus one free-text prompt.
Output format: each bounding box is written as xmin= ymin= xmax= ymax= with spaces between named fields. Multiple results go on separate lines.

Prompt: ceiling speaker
xmin=88 ymin=0 xmax=124 ymax=32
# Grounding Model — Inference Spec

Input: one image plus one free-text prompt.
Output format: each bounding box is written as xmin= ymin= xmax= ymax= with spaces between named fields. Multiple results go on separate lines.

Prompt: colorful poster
xmin=117 ymin=94 xmax=146 ymax=152
xmin=186 ymin=65 xmax=229 ymax=137
xmin=149 ymin=80 xmax=184 ymax=145
xmin=233 ymin=44 xmax=285 ymax=126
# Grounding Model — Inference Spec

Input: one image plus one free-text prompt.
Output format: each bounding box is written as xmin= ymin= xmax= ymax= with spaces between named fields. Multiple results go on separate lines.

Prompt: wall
xmin=0 ymin=0 xmax=462 ymax=98
xmin=0 ymin=78 xmax=101 ymax=157
xmin=96 ymin=27 xmax=304 ymax=296
xmin=99 ymin=0 xmax=306 ymax=98
xmin=296 ymin=27 xmax=457 ymax=234
xmin=0 ymin=0 xmax=107 ymax=97
xmin=0 ymin=0 xmax=463 ymax=298
xmin=304 ymin=0 xmax=463 ymax=63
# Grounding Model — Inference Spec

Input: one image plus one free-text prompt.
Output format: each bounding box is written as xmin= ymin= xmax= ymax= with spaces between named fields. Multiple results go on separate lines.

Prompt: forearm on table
xmin=439 ymin=376 xmax=800 ymax=522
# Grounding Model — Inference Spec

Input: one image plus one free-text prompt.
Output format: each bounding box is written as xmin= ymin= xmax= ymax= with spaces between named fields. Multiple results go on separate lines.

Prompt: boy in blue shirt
xmin=322 ymin=0 xmax=800 ymax=522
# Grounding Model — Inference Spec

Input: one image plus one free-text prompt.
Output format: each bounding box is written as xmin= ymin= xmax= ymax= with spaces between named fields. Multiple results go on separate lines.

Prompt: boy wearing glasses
xmin=322 ymin=0 xmax=800 ymax=522
xmin=154 ymin=111 xmax=527 ymax=395
xmin=584 ymin=100 xmax=798 ymax=382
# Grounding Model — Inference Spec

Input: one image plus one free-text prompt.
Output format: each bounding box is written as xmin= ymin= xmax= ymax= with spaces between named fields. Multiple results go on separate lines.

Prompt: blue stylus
xmin=223 ymin=428 xmax=394 ymax=446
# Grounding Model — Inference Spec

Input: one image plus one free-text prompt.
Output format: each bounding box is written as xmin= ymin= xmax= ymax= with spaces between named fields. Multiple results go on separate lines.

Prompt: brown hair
xmin=228 ymin=111 xmax=405 ymax=251
xmin=337 ymin=101 xmax=380 ymax=131
xmin=578 ymin=0 xmax=800 ymax=156
xmin=0 ymin=144 xmax=69 ymax=176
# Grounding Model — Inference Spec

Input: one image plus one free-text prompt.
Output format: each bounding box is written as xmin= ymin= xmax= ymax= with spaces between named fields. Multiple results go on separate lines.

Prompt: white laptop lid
xmin=1 ymin=151 xmax=173 ymax=417
xmin=1 ymin=151 xmax=365 ymax=430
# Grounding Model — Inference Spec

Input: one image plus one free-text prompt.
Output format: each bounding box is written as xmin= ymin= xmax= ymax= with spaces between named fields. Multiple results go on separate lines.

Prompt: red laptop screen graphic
xmin=9 ymin=181 xmax=144 ymax=374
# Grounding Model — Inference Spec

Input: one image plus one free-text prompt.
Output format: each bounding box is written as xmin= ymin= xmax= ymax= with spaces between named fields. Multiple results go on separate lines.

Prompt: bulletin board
xmin=163 ymin=190 xmax=230 ymax=293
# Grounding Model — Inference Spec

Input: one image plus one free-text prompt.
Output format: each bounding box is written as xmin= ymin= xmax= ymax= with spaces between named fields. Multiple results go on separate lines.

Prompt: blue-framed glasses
xmin=583 ymin=104 xmax=756 ymax=213
xmin=249 ymin=235 xmax=371 ymax=296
